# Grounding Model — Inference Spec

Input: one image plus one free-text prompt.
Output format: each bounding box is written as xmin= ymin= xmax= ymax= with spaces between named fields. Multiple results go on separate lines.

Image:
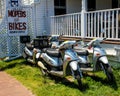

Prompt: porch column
xmin=81 ymin=0 xmax=87 ymax=37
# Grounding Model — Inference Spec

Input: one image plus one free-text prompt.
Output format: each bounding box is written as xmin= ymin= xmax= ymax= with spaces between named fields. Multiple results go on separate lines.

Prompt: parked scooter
xmin=37 ymin=40 xmax=83 ymax=87
xmin=75 ymin=37 xmax=115 ymax=81
xmin=22 ymin=36 xmax=50 ymax=64
xmin=22 ymin=35 xmax=63 ymax=64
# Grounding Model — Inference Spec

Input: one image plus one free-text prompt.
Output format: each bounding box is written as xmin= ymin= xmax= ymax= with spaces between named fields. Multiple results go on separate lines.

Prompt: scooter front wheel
xmin=76 ymin=74 xmax=82 ymax=88
xmin=102 ymin=63 xmax=115 ymax=82
xmin=72 ymin=70 xmax=82 ymax=88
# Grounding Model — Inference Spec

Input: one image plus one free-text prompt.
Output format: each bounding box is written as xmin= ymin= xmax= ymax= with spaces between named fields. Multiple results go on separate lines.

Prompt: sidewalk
xmin=0 ymin=71 xmax=35 ymax=96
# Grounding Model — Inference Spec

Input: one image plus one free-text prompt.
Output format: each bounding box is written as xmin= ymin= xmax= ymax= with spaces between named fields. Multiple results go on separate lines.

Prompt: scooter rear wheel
xmin=39 ymin=68 xmax=48 ymax=76
xmin=22 ymin=51 xmax=28 ymax=60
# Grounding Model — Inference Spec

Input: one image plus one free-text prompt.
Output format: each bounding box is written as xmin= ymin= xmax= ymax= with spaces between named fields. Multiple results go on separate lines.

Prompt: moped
xmin=22 ymin=36 xmax=49 ymax=64
xmin=22 ymin=35 xmax=62 ymax=64
xmin=36 ymin=40 xmax=83 ymax=87
xmin=75 ymin=38 xmax=115 ymax=81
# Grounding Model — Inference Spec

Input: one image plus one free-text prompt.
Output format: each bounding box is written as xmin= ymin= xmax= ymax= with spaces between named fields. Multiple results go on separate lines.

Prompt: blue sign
xmin=10 ymin=0 xmax=19 ymax=7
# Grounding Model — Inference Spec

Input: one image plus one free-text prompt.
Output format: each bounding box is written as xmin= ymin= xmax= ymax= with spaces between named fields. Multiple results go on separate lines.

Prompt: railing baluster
xmin=101 ymin=12 xmax=103 ymax=37
xmin=108 ymin=11 xmax=111 ymax=38
xmin=112 ymin=11 xmax=114 ymax=38
xmin=94 ymin=13 xmax=96 ymax=37
xmin=75 ymin=14 xmax=78 ymax=36
xmin=70 ymin=15 xmax=72 ymax=36
xmin=88 ymin=14 xmax=90 ymax=37
xmin=91 ymin=13 xmax=93 ymax=37
xmin=77 ymin=14 xmax=79 ymax=36
xmin=55 ymin=17 xmax=57 ymax=35
xmin=104 ymin=11 xmax=107 ymax=38
xmin=51 ymin=17 xmax=54 ymax=35
xmin=78 ymin=14 xmax=80 ymax=36
xmin=97 ymin=12 xmax=100 ymax=37
xmin=116 ymin=10 xmax=118 ymax=38
xmin=53 ymin=17 xmax=55 ymax=35
xmin=57 ymin=17 xmax=59 ymax=35
xmin=72 ymin=15 xmax=74 ymax=36
xmin=68 ymin=16 xmax=70 ymax=36
xmin=64 ymin=16 xmax=68 ymax=35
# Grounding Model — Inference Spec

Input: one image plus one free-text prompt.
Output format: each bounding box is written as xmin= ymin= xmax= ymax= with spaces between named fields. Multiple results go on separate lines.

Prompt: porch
xmin=51 ymin=8 xmax=120 ymax=40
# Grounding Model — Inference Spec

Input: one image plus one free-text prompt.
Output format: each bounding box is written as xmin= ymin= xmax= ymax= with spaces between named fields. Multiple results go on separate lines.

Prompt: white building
xmin=30 ymin=0 xmax=120 ymax=39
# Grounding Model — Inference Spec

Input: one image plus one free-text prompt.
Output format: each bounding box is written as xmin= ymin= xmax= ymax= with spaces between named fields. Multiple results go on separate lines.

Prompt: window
xmin=54 ymin=0 xmax=66 ymax=15
xmin=87 ymin=0 xmax=96 ymax=11
xmin=54 ymin=0 xmax=66 ymax=6
xmin=112 ymin=0 xmax=118 ymax=8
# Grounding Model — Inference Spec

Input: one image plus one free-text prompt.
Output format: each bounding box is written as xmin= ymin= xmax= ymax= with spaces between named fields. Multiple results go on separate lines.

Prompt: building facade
xmin=0 ymin=0 xmax=120 ymax=58
xmin=1 ymin=0 xmax=120 ymax=38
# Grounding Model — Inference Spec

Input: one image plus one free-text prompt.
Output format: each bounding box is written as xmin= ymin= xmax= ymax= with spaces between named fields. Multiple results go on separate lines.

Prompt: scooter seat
xmin=75 ymin=49 xmax=89 ymax=56
xmin=44 ymin=48 xmax=60 ymax=57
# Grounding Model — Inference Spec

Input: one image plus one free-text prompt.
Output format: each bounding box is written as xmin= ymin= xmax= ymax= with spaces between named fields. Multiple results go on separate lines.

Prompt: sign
xmin=8 ymin=0 xmax=20 ymax=8
xmin=7 ymin=0 xmax=28 ymax=36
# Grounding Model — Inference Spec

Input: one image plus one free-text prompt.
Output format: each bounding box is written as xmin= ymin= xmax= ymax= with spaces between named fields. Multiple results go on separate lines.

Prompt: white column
xmin=81 ymin=0 xmax=87 ymax=37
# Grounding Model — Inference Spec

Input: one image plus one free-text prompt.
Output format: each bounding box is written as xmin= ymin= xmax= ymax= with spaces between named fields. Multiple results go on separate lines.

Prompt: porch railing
xmin=51 ymin=12 xmax=81 ymax=37
xmin=51 ymin=8 xmax=120 ymax=40
xmin=86 ymin=8 xmax=120 ymax=39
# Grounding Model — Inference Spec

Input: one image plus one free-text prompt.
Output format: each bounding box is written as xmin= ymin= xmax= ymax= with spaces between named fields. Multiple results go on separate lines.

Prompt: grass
xmin=0 ymin=57 xmax=120 ymax=96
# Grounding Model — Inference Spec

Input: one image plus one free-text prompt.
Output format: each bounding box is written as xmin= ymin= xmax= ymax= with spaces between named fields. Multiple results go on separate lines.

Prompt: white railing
xmin=51 ymin=8 xmax=120 ymax=40
xmin=51 ymin=12 xmax=81 ymax=37
xmin=86 ymin=8 xmax=120 ymax=39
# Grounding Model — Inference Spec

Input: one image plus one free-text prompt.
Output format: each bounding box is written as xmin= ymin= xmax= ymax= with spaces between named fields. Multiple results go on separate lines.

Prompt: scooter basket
xmin=33 ymin=38 xmax=49 ymax=49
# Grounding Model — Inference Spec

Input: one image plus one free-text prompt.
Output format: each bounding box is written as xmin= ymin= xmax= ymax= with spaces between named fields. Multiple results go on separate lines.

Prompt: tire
xmin=101 ymin=63 xmax=115 ymax=82
xmin=72 ymin=70 xmax=82 ymax=88
xmin=76 ymin=75 xmax=82 ymax=88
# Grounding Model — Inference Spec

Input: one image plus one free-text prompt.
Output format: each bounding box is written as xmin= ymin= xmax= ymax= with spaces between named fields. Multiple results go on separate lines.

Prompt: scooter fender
xmin=38 ymin=61 xmax=47 ymax=70
xmin=69 ymin=61 xmax=78 ymax=71
xmin=99 ymin=56 xmax=108 ymax=64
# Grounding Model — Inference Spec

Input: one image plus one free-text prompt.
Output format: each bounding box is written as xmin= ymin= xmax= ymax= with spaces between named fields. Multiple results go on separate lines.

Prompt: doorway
xmin=112 ymin=0 xmax=118 ymax=8
xmin=87 ymin=0 xmax=96 ymax=11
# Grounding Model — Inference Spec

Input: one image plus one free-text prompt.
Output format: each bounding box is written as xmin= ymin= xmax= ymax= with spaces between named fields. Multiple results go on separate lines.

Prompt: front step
xmin=80 ymin=67 xmax=93 ymax=72
xmin=50 ymin=70 xmax=63 ymax=77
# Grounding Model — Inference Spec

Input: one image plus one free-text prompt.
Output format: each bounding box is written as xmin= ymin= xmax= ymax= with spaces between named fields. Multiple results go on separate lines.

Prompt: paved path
xmin=0 ymin=71 xmax=35 ymax=96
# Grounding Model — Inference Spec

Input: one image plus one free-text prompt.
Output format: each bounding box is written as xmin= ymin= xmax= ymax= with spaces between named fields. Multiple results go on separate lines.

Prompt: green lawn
xmin=0 ymin=58 xmax=120 ymax=96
